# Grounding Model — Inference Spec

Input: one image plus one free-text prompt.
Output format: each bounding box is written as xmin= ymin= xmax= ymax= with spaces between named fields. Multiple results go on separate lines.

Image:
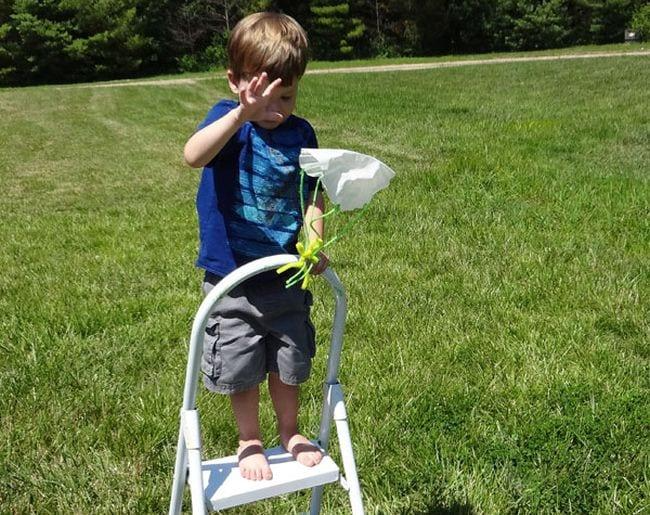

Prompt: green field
xmin=307 ymin=41 xmax=649 ymax=70
xmin=1 ymin=49 xmax=648 ymax=513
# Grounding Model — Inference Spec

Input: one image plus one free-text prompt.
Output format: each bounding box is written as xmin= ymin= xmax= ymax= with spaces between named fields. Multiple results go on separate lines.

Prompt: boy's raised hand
xmin=239 ymin=72 xmax=283 ymax=124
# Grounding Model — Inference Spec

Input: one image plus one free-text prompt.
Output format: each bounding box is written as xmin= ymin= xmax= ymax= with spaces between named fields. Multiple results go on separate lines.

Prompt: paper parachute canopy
xmin=299 ymin=149 xmax=395 ymax=211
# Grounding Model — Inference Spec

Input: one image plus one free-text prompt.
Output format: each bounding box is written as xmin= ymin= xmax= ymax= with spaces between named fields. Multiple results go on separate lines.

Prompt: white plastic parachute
xmin=299 ymin=149 xmax=395 ymax=211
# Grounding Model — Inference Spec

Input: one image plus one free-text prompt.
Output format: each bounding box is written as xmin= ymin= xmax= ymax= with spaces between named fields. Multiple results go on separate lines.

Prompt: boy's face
xmin=229 ymin=72 xmax=299 ymax=130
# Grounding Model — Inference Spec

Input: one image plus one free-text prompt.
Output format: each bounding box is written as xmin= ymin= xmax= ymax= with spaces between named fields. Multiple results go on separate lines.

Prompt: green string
xmin=282 ymin=168 xmax=371 ymax=288
xmin=285 ymin=260 xmax=315 ymax=288
xmin=320 ymin=204 xmax=368 ymax=250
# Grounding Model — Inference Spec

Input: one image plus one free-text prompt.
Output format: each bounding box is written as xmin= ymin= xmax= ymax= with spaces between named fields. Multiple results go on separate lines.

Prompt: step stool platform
xmin=198 ymin=445 xmax=340 ymax=511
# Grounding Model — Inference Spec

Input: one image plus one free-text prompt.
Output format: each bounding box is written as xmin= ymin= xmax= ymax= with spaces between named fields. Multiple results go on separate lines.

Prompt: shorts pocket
xmin=305 ymin=319 xmax=316 ymax=358
xmin=304 ymin=289 xmax=314 ymax=307
xmin=201 ymin=316 xmax=222 ymax=379
xmin=304 ymin=290 xmax=316 ymax=357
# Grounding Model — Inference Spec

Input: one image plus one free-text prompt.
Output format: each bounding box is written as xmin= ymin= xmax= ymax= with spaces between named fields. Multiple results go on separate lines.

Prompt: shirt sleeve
xmin=197 ymin=100 xmax=241 ymax=162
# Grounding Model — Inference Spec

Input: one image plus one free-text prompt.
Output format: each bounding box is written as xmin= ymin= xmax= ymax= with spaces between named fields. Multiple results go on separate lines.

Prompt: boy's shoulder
xmin=285 ymin=112 xmax=314 ymax=130
xmin=276 ymin=114 xmax=317 ymax=147
xmin=283 ymin=113 xmax=315 ymax=133
xmin=260 ymin=116 xmax=316 ymax=151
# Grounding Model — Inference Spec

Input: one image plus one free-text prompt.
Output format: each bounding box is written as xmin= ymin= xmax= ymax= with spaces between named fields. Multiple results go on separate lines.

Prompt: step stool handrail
xmin=181 ymin=254 xmax=347 ymax=412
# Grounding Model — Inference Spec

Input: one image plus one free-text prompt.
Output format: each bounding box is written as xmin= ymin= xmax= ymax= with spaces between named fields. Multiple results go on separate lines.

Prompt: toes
xmin=238 ymin=442 xmax=272 ymax=481
xmin=288 ymin=440 xmax=323 ymax=467
xmin=300 ymin=451 xmax=316 ymax=466
xmin=305 ymin=449 xmax=322 ymax=466
xmin=303 ymin=451 xmax=322 ymax=467
xmin=303 ymin=456 xmax=315 ymax=467
xmin=242 ymin=465 xmax=268 ymax=481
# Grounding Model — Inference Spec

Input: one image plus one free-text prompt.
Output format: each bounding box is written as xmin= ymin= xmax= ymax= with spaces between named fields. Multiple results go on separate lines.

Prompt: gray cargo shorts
xmin=201 ymin=275 xmax=316 ymax=394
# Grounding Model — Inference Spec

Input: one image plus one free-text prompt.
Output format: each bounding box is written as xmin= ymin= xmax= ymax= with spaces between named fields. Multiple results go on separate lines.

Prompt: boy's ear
xmin=227 ymin=70 xmax=240 ymax=95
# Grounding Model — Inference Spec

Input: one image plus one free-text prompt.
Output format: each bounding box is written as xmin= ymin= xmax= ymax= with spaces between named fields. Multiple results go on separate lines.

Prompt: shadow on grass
xmin=411 ymin=502 xmax=475 ymax=515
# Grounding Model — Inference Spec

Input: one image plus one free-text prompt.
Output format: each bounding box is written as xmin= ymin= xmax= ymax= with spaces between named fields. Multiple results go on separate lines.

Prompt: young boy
xmin=183 ymin=12 xmax=328 ymax=482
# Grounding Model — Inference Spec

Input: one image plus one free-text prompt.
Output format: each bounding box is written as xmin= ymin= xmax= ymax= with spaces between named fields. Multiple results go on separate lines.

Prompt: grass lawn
xmin=1 ymin=49 xmax=648 ymax=513
xmin=308 ymin=41 xmax=649 ymax=70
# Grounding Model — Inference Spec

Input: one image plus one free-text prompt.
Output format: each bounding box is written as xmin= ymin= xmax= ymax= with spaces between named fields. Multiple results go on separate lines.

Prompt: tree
xmin=64 ymin=0 xmax=156 ymax=79
xmin=169 ymin=0 xmax=250 ymax=71
xmin=631 ymin=3 xmax=650 ymax=40
xmin=170 ymin=0 xmax=225 ymax=56
xmin=0 ymin=0 xmax=162 ymax=84
xmin=490 ymin=0 xmax=570 ymax=51
xmin=309 ymin=1 xmax=365 ymax=59
xmin=252 ymin=0 xmax=312 ymax=28
xmin=588 ymin=0 xmax=644 ymax=43
xmin=0 ymin=0 xmax=76 ymax=84
xmin=446 ymin=0 xmax=497 ymax=53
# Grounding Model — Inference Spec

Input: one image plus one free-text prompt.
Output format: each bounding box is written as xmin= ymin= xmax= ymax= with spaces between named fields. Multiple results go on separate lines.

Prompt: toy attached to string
xmin=277 ymin=149 xmax=396 ymax=289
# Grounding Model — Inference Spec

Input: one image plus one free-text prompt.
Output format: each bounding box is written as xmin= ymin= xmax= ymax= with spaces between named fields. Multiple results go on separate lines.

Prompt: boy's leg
xmin=231 ymin=385 xmax=273 ymax=481
xmin=268 ymin=372 xmax=323 ymax=467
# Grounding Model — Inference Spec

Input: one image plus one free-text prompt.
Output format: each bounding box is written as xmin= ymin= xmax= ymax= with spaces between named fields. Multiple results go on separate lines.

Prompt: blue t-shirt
xmin=195 ymin=100 xmax=318 ymax=277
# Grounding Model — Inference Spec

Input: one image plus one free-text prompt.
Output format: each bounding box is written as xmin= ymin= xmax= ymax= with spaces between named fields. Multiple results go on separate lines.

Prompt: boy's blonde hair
xmin=228 ymin=12 xmax=308 ymax=84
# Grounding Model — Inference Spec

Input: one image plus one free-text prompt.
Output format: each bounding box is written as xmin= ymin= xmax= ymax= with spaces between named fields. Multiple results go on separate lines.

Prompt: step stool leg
xmin=309 ymin=382 xmax=336 ymax=515
xmin=310 ymin=383 xmax=364 ymax=514
xmin=169 ymin=419 xmax=187 ymax=515
xmin=169 ymin=410 xmax=208 ymax=515
xmin=331 ymin=385 xmax=364 ymax=515
xmin=182 ymin=409 xmax=207 ymax=515
xmin=309 ymin=485 xmax=325 ymax=515
xmin=335 ymin=417 xmax=364 ymax=514
xmin=187 ymin=448 xmax=206 ymax=514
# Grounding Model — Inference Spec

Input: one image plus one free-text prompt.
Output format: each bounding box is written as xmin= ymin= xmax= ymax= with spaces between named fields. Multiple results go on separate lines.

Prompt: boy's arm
xmin=184 ymin=72 xmax=283 ymax=168
xmin=183 ymin=107 xmax=246 ymax=168
xmin=304 ymin=190 xmax=329 ymax=274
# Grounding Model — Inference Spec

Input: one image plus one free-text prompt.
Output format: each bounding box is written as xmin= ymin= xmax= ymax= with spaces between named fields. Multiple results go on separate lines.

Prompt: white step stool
xmin=169 ymin=255 xmax=365 ymax=514
xmin=197 ymin=445 xmax=339 ymax=511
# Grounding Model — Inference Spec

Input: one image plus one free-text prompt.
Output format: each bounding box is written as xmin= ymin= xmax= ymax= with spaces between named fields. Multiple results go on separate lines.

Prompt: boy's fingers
xmin=247 ymin=76 xmax=259 ymax=97
xmin=263 ymin=78 xmax=283 ymax=97
xmin=255 ymin=72 xmax=268 ymax=95
xmin=239 ymin=89 xmax=250 ymax=107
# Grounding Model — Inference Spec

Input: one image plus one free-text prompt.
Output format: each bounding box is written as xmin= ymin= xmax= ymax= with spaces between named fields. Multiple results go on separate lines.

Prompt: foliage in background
xmin=631 ymin=3 xmax=650 ymax=40
xmin=491 ymin=0 xmax=571 ymax=50
xmin=170 ymin=0 xmax=234 ymax=72
xmin=0 ymin=0 xmax=174 ymax=85
xmin=309 ymin=1 xmax=366 ymax=60
xmin=0 ymin=0 xmax=647 ymax=85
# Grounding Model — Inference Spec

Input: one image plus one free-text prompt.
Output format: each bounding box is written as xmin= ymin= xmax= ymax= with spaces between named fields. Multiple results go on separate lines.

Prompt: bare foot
xmin=282 ymin=434 xmax=323 ymax=467
xmin=237 ymin=440 xmax=272 ymax=481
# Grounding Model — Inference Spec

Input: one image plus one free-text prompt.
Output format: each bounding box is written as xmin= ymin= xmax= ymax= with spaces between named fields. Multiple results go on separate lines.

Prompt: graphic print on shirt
xmin=228 ymin=124 xmax=305 ymax=259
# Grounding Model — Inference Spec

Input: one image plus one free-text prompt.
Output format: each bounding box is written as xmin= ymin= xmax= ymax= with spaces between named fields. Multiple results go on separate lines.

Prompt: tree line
xmin=1 ymin=0 xmax=648 ymax=86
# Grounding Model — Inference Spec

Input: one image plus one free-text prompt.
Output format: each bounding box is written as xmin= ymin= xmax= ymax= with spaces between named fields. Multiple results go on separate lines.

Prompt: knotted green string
xmin=277 ymin=169 xmax=369 ymax=289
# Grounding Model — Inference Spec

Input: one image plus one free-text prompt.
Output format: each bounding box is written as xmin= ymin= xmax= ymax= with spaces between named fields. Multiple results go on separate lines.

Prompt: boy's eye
xmin=281 ymin=95 xmax=293 ymax=101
